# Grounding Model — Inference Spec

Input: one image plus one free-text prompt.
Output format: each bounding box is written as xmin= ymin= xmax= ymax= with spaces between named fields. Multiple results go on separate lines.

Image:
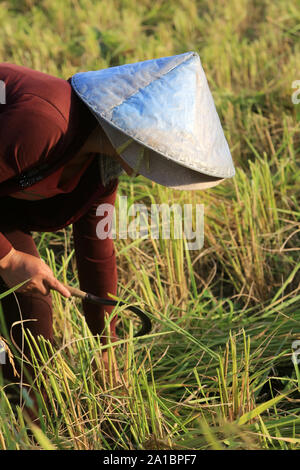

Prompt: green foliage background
xmin=0 ymin=0 xmax=299 ymax=450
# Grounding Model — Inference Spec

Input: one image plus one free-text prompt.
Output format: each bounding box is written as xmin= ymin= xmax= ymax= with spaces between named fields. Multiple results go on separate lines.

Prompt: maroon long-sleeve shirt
xmin=0 ymin=63 xmax=118 ymax=338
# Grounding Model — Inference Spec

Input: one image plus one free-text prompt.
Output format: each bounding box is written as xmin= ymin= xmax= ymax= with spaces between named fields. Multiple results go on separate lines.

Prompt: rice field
xmin=0 ymin=0 xmax=299 ymax=450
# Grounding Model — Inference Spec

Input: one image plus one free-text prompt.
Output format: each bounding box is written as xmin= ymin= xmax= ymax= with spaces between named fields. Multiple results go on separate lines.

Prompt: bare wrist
xmin=0 ymin=247 xmax=16 ymax=271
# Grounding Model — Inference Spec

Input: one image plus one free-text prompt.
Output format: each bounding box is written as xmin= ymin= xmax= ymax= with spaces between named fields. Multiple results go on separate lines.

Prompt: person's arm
xmin=0 ymin=95 xmax=70 ymax=297
xmin=0 ymin=233 xmax=13 ymax=260
xmin=72 ymin=181 xmax=119 ymax=343
xmin=0 ymin=246 xmax=71 ymax=297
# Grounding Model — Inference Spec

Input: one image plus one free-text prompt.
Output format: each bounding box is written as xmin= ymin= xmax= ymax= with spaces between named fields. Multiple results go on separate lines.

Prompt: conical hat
xmin=71 ymin=52 xmax=235 ymax=190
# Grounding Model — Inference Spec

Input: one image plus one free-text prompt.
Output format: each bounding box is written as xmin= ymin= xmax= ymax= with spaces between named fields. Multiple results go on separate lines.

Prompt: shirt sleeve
xmin=0 ymin=94 xmax=66 ymax=184
xmin=0 ymin=95 xmax=67 ymax=259
xmin=72 ymin=181 xmax=119 ymax=343
xmin=0 ymin=233 xmax=13 ymax=260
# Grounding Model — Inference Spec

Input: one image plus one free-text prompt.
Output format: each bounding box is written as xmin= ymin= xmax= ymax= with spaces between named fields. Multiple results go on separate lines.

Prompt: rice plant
xmin=0 ymin=0 xmax=299 ymax=450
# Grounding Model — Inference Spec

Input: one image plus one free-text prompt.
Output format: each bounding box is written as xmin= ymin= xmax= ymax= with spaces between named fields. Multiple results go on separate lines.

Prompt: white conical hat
xmin=71 ymin=51 xmax=235 ymax=190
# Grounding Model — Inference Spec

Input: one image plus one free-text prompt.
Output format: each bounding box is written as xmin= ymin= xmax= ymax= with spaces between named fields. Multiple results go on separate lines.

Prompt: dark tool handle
xmin=65 ymin=285 xmax=152 ymax=338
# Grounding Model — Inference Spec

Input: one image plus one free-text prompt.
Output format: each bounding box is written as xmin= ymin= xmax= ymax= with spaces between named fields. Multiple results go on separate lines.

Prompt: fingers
xmin=0 ymin=250 xmax=72 ymax=299
xmin=18 ymin=279 xmax=50 ymax=296
xmin=18 ymin=278 xmax=71 ymax=298
xmin=45 ymin=277 xmax=71 ymax=298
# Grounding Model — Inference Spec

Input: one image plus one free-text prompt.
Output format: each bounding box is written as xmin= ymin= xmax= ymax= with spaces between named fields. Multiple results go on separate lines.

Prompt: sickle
xmin=63 ymin=284 xmax=152 ymax=338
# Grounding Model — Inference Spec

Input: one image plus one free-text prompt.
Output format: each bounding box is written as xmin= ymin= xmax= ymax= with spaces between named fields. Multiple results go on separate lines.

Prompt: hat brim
xmin=99 ymin=117 xmax=225 ymax=191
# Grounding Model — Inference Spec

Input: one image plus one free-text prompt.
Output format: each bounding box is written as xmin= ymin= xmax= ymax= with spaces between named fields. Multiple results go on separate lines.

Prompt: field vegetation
xmin=0 ymin=0 xmax=299 ymax=450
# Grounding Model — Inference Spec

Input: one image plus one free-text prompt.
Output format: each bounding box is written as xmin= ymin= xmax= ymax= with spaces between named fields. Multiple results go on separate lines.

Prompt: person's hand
xmin=0 ymin=248 xmax=71 ymax=297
